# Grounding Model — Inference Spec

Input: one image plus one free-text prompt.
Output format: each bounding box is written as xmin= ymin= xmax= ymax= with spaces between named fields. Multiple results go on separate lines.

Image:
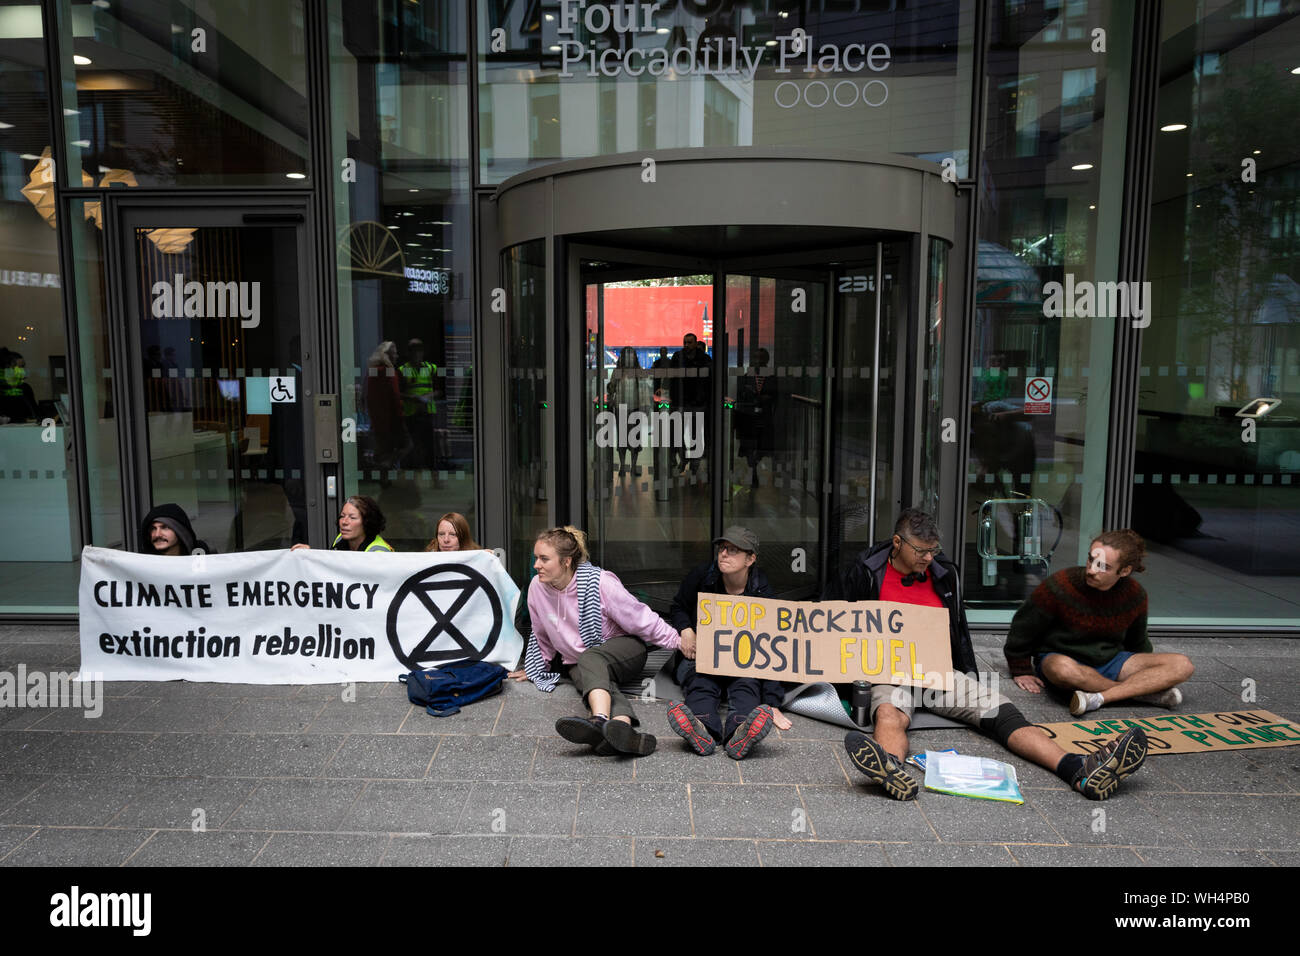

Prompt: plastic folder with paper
xmin=923 ymin=751 xmax=1025 ymax=804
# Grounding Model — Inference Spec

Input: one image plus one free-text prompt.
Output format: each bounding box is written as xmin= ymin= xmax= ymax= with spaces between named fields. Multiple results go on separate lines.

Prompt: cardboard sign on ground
xmin=695 ymin=596 xmax=953 ymax=686
xmin=1034 ymin=710 xmax=1300 ymax=755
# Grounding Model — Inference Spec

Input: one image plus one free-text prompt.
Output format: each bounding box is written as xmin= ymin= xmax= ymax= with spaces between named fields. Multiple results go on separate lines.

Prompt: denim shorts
xmin=1035 ymin=650 xmax=1133 ymax=683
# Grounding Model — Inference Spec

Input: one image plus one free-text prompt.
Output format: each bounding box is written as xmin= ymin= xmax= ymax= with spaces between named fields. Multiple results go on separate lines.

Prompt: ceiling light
xmin=549 ymin=45 xmax=560 ymax=52
xmin=1159 ymin=123 xmax=1186 ymax=132
xmin=1071 ymin=163 xmax=1093 ymax=170
xmin=285 ymin=172 xmax=306 ymax=179
xmin=1186 ymin=172 xmax=1194 ymax=177
xmin=63 ymin=108 xmax=79 ymax=115
xmin=71 ymin=139 xmax=90 ymax=147
xmin=656 ymin=27 xmax=669 ymax=34
xmin=0 ymin=122 xmax=12 ymax=129
xmin=1253 ymin=149 xmax=1261 ymax=155
xmin=73 ymin=55 xmax=92 ymax=66
xmin=92 ymin=0 xmax=110 ymax=7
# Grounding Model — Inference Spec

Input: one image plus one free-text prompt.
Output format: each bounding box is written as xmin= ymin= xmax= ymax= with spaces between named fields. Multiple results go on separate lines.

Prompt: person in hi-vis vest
xmin=398 ymin=338 xmax=441 ymax=471
xmin=291 ymin=495 xmax=392 ymax=553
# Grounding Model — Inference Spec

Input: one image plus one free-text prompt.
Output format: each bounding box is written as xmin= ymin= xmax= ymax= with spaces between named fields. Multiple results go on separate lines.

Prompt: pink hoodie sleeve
xmin=526 ymin=577 xmax=558 ymax=663
xmin=599 ymin=571 xmax=681 ymax=650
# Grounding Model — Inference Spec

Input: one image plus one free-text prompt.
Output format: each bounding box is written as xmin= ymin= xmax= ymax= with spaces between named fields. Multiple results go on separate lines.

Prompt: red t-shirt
xmin=879 ymin=559 xmax=945 ymax=608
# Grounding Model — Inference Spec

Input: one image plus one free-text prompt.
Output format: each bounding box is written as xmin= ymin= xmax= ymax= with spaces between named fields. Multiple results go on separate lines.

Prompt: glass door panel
xmin=127 ymin=216 xmax=310 ymax=552
xmin=827 ymin=244 xmax=907 ymax=580
xmin=581 ymin=258 xmax=715 ymax=606
xmin=721 ymin=271 xmax=827 ymax=594
xmin=574 ymin=240 xmax=917 ymax=602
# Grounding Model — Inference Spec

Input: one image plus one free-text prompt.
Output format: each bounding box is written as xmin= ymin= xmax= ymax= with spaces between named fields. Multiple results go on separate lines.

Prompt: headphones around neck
xmin=890 ymin=546 xmax=928 ymax=586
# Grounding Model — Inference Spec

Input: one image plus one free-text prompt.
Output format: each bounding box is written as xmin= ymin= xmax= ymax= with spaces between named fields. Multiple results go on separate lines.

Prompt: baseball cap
xmin=713 ymin=526 xmax=759 ymax=553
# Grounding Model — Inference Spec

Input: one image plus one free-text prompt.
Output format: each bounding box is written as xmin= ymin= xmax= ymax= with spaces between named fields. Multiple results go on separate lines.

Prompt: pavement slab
xmin=0 ymin=626 xmax=1294 ymax=867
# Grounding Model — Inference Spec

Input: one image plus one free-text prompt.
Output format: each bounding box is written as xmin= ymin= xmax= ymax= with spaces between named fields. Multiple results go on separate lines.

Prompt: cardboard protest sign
xmin=695 ymin=595 xmax=953 ymax=686
xmin=1034 ymin=710 xmax=1300 ymax=755
xmin=79 ymin=546 xmax=521 ymax=683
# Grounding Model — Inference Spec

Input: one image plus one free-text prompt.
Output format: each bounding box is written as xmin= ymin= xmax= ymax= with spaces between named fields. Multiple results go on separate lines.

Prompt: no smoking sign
xmin=1025 ymin=377 xmax=1053 ymax=415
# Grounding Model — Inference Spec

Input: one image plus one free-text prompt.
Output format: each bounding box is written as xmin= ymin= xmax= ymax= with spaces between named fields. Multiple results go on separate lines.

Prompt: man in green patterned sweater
xmin=1004 ymin=529 xmax=1195 ymax=717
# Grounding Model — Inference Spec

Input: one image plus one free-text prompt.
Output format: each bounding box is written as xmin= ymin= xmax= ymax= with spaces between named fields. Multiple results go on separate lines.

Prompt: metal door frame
xmin=566 ymin=239 xmax=909 ymax=595
xmin=108 ymin=193 xmax=328 ymax=550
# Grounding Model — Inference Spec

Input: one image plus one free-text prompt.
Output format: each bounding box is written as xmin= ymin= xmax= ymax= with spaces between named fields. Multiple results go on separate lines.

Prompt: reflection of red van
xmin=586 ymin=283 xmax=779 ymax=359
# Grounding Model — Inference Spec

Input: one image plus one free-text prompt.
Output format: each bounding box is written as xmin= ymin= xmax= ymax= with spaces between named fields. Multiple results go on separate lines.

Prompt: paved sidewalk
xmin=1 ymin=626 xmax=1296 ymax=866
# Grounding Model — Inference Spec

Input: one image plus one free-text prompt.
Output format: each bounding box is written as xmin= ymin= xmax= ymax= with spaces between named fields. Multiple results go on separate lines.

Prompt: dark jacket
xmin=670 ymin=560 xmax=772 ymax=631
xmin=139 ymin=503 xmax=212 ymax=555
xmin=670 ymin=560 xmax=784 ymax=706
xmin=825 ymin=540 xmax=979 ymax=676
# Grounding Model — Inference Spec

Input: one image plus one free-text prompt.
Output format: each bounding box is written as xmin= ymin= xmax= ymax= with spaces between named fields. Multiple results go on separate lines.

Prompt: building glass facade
xmin=0 ymin=0 xmax=1293 ymax=630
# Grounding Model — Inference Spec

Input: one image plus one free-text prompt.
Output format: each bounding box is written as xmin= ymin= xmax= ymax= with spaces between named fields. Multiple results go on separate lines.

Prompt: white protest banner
xmin=79 ymin=545 xmax=522 ymax=683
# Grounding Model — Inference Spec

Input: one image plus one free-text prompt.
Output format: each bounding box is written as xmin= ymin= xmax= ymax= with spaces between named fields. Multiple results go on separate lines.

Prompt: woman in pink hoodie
xmin=510 ymin=526 xmax=680 ymax=756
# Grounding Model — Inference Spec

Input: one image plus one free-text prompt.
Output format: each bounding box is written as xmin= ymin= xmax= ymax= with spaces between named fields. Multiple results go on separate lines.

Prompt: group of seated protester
xmin=141 ymin=497 xmax=485 ymax=558
xmin=140 ymin=499 xmax=1193 ymax=801
xmin=510 ymin=509 xmax=1193 ymax=803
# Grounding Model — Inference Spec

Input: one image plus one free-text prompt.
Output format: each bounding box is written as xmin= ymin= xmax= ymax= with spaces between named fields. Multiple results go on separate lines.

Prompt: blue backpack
xmin=398 ymin=660 xmax=507 ymax=717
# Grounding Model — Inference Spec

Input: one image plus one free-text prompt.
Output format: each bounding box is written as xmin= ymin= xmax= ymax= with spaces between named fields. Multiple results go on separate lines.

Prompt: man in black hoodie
xmin=829 ymin=508 xmax=1148 ymax=802
xmin=665 ymin=526 xmax=792 ymax=759
xmin=139 ymin=503 xmax=211 ymax=556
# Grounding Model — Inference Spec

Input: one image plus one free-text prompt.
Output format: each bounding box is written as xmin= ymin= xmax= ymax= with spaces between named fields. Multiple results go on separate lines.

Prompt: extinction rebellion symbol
xmin=386 ymin=563 xmax=503 ymax=669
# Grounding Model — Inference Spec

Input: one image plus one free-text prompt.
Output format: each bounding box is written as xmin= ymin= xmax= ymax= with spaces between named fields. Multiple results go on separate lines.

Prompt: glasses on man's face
xmin=899 ymin=535 xmax=941 ymax=559
xmin=717 ymin=543 xmax=750 ymax=557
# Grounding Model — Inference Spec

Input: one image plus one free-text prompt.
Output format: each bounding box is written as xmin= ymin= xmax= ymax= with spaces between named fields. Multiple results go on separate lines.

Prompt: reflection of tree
xmin=606 ymin=275 xmax=713 ymax=287
xmin=1184 ymin=63 xmax=1300 ymax=404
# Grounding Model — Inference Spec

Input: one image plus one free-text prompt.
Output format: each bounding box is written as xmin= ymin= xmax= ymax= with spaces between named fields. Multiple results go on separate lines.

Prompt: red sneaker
xmin=666 ymin=701 xmax=716 ymax=756
xmin=724 ymin=705 xmax=774 ymax=760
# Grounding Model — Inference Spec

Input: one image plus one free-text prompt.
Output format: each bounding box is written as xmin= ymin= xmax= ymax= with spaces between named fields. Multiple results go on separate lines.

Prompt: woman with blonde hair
xmin=510 ymin=526 xmax=680 ymax=756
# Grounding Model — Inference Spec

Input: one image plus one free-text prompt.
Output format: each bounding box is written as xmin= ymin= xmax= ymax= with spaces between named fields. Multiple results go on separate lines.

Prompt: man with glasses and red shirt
xmin=827 ymin=508 xmax=1149 ymax=801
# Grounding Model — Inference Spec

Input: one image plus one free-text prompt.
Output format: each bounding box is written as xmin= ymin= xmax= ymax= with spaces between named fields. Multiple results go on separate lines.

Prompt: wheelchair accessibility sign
xmin=270 ymin=376 xmax=296 ymax=404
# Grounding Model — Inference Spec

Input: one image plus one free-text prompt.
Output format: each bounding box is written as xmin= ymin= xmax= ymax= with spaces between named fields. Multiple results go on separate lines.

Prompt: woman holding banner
xmin=291 ymin=495 xmax=392 ymax=553
xmin=509 ymin=526 xmax=680 ymax=756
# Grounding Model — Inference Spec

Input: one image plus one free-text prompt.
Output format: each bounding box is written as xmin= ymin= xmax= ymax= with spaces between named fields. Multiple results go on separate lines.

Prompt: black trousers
xmin=675 ymin=657 xmax=761 ymax=742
